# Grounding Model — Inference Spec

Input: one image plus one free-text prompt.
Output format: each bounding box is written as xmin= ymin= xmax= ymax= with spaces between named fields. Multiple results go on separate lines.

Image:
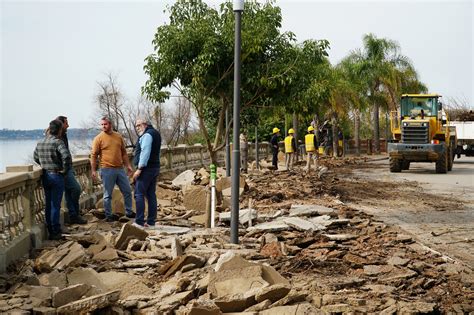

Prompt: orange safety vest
xmin=284 ymin=136 xmax=294 ymax=153
xmin=305 ymin=134 xmax=315 ymax=152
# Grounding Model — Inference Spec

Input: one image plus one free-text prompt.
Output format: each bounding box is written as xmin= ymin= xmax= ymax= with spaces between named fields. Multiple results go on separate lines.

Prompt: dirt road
xmin=348 ymin=156 xmax=474 ymax=268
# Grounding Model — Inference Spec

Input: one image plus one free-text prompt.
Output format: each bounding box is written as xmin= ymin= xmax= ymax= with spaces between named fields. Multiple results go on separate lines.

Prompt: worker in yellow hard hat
xmin=305 ymin=125 xmax=319 ymax=173
xmin=284 ymin=128 xmax=297 ymax=171
xmin=270 ymin=127 xmax=280 ymax=170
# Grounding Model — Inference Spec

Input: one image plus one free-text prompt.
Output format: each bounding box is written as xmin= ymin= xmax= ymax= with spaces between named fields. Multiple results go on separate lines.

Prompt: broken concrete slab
xmin=323 ymin=234 xmax=358 ymax=241
xmin=52 ymin=284 xmax=91 ymax=308
xmin=147 ymin=225 xmax=191 ymax=235
xmin=216 ymin=176 xmax=247 ymax=193
xmin=159 ymin=254 xmax=206 ymax=277
xmin=93 ymin=247 xmax=118 ymax=261
xmin=259 ymin=303 xmax=321 ymax=315
xmin=67 ymin=268 xmax=108 ymax=292
xmin=254 ymin=284 xmax=291 ymax=303
xmin=184 ymin=299 xmax=222 ymax=315
xmin=122 ymin=259 xmax=160 ymax=268
xmin=281 ymin=217 xmax=325 ymax=232
xmin=38 ymin=270 xmax=67 ymax=289
xmin=387 ymin=256 xmax=410 ymax=266
xmin=55 ymin=242 xmax=86 ymax=271
xmin=172 ymin=170 xmax=196 ymax=188
xmin=246 ymin=221 xmax=289 ymax=233
xmin=183 ymin=185 xmax=208 ymax=212
xmin=213 ymin=292 xmax=257 ymax=313
xmin=56 ymin=290 xmax=120 ymax=313
xmin=114 ymin=223 xmax=149 ymax=250
xmin=289 ymin=204 xmax=335 ymax=217
xmin=219 ymin=208 xmax=257 ymax=225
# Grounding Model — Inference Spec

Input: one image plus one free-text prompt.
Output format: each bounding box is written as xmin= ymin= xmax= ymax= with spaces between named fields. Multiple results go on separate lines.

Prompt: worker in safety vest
xmin=305 ymin=126 xmax=319 ymax=172
xmin=284 ymin=128 xmax=297 ymax=170
xmin=270 ymin=127 xmax=280 ymax=170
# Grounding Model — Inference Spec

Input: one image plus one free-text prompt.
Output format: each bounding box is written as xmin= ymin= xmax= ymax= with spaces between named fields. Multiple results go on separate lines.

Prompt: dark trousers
xmin=272 ymin=147 xmax=278 ymax=169
xmin=134 ymin=167 xmax=160 ymax=226
xmin=42 ymin=172 xmax=65 ymax=235
xmin=64 ymin=169 xmax=81 ymax=217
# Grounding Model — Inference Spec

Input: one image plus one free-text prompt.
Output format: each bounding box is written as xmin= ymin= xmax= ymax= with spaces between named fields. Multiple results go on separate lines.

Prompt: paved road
xmin=351 ymin=156 xmax=474 ymax=268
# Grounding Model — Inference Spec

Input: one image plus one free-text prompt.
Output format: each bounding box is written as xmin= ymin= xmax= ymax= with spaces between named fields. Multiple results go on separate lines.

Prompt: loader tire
xmin=401 ymin=160 xmax=410 ymax=170
xmin=435 ymin=146 xmax=448 ymax=174
xmin=448 ymin=144 xmax=454 ymax=171
xmin=389 ymin=158 xmax=402 ymax=173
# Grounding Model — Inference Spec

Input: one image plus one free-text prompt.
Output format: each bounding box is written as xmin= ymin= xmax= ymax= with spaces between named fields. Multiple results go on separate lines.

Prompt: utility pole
xmin=231 ymin=0 xmax=244 ymax=244
xmin=225 ymin=107 xmax=231 ymax=177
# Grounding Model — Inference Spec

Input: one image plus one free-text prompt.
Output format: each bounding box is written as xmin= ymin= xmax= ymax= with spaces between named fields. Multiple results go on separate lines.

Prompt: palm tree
xmin=350 ymin=34 xmax=417 ymax=153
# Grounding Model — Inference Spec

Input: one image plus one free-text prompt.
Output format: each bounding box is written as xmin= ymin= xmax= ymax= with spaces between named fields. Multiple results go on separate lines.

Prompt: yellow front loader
xmin=388 ymin=94 xmax=456 ymax=173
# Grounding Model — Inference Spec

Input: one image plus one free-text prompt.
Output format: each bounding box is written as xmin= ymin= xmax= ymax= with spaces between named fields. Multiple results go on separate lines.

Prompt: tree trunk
xmin=373 ymin=101 xmax=380 ymax=154
xmin=354 ymin=109 xmax=360 ymax=156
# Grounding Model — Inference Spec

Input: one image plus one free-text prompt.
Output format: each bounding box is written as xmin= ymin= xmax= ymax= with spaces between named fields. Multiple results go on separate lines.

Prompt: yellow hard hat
xmin=272 ymin=127 xmax=280 ymax=134
xmin=288 ymin=128 xmax=295 ymax=134
xmin=307 ymin=126 xmax=315 ymax=132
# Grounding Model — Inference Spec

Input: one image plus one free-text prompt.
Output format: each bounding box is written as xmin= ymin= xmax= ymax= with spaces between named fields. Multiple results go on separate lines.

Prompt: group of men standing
xmin=34 ymin=116 xmax=161 ymax=240
xmin=270 ymin=126 xmax=319 ymax=172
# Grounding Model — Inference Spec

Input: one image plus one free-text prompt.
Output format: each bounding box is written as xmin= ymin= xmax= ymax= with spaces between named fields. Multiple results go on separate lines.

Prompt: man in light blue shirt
xmin=132 ymin=119 xmax=161 ymax=228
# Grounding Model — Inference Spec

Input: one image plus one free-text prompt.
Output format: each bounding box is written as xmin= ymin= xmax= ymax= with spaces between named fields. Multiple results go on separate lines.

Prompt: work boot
xmin=126 ymin=212 xmax=136 ymax=219
xmin=49 ymin=233 xmax=63 ymax=241
xmin=105 ymin=215 xmax=119 ymax=222
xmin=69 ymin=215 xmax=87 ymax=225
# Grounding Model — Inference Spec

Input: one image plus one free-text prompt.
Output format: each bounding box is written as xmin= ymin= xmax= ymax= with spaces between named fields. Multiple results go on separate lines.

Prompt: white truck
xmin=451 ymin=121 xmax=474 ymax=158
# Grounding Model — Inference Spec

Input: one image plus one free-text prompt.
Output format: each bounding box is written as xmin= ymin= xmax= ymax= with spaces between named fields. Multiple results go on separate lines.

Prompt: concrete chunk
xmin=115 ymin=223 xmax=148 ymax=250
xmin=281 ymin=217 xmax=324 ymax=231
xmin=56 ymin=290 xmax=120 ymax=313
xmin=247 ymin=221 xmax=289 ymax=233
xmin=255 ymin=284 xmax=291 ymax=303
xmin=219 ymin=208 xmax=257 ymax=225
xmin=52 ymin=284 xmax=91 ymax=308
xmin=289 ymin=204 xmax=335 ymax=217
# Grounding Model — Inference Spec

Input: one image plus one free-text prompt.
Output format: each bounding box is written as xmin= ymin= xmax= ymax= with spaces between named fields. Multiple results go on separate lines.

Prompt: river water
xmin=0 ymin=139 xmax=92 ymax=173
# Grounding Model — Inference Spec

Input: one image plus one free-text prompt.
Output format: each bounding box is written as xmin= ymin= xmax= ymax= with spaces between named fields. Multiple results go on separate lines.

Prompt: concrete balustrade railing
xmin=0 ymin=142 xmax=272 ymax=272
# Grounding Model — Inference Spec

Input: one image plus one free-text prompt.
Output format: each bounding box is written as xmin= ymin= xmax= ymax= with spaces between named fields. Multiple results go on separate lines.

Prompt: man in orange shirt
xmin=90 ymin=117 xmax=135 ymax=222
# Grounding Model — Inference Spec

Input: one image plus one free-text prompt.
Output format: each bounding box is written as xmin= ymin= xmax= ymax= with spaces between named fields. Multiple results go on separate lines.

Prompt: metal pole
xmin=225 ymin=106 xmax=231 ymax=177
xmin=231 ymin=1 xmax=243 ymax=244
xmin=210 ymin=164 xmax=217 ymax=228
xmin=255 ymin=124 xmax=259 ymax=170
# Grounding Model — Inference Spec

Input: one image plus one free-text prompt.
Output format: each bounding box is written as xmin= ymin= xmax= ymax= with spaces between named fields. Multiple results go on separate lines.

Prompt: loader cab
xmin=400 ymin=95 xmax=439 ymax=118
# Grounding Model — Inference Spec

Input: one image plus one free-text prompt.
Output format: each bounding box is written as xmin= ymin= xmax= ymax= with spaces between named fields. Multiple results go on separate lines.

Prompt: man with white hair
xmin=132 ymin=118 xmax=162 ymax=228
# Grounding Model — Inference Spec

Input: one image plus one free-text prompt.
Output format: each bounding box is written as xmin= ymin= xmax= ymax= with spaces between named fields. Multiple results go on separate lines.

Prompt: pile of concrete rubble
xmin=0 ymin=162 xmax=472 ymax=314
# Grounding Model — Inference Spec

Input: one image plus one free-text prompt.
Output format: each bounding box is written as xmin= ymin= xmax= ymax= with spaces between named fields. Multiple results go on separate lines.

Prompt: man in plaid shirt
xmin=34 ymin=120 xmax=71 ymax=240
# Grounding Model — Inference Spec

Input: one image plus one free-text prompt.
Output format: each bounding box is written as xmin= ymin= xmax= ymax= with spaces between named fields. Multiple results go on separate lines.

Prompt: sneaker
xmin=49 ymin=233 xmax=63 ymax=241
xmin=126 ymin=212 xmax=136 ymax=219
xmin=132 ymin=222 xmax=145 ymax=230
xmin=69 ymin=215 xmax=88 ymax=225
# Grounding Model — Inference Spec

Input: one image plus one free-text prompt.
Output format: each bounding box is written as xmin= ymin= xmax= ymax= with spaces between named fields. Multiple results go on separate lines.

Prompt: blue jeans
xmin=41 ymin=171 xmax=65 ymax=235
xmin=100 ymin=168 xmax=133 ymax=218
xmin=64 ymin=169 xmax=81 ymax=217
xmin=134 ymin=167 xmax=160 ymax=226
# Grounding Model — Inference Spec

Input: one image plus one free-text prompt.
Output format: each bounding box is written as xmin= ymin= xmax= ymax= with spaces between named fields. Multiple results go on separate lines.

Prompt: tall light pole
xmin=231 ymin=0 xmax=243 ymax=244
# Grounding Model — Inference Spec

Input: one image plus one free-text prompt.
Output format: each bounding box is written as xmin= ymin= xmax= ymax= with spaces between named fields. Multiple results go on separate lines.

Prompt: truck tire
xmin=402 ymin=160 xmax=410 ymax=170
xmin=389 ymin=158 xmax=402 ymax=173
xmin=436 ymin=146 xmax=448 ymax=174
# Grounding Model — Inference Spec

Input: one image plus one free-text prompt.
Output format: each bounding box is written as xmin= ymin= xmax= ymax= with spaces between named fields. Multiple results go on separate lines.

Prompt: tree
xmin=350 ymin=34 xmax=418 ymax=153
xmin=142 ymin=0 xmax=309 ymax=164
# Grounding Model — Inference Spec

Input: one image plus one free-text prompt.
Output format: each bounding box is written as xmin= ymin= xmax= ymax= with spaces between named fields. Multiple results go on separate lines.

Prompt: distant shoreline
xmin=0 ymin=128 xmax=99 ymax=140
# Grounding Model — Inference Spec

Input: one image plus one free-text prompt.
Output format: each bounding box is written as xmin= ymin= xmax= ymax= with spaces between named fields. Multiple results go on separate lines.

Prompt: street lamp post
xmin=231 ymin=0 xmax=244 ymax=244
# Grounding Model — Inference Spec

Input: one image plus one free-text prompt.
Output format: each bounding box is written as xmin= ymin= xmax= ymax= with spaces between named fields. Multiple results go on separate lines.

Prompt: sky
xmin=1 ymin=0 xmax=472 ymax=129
